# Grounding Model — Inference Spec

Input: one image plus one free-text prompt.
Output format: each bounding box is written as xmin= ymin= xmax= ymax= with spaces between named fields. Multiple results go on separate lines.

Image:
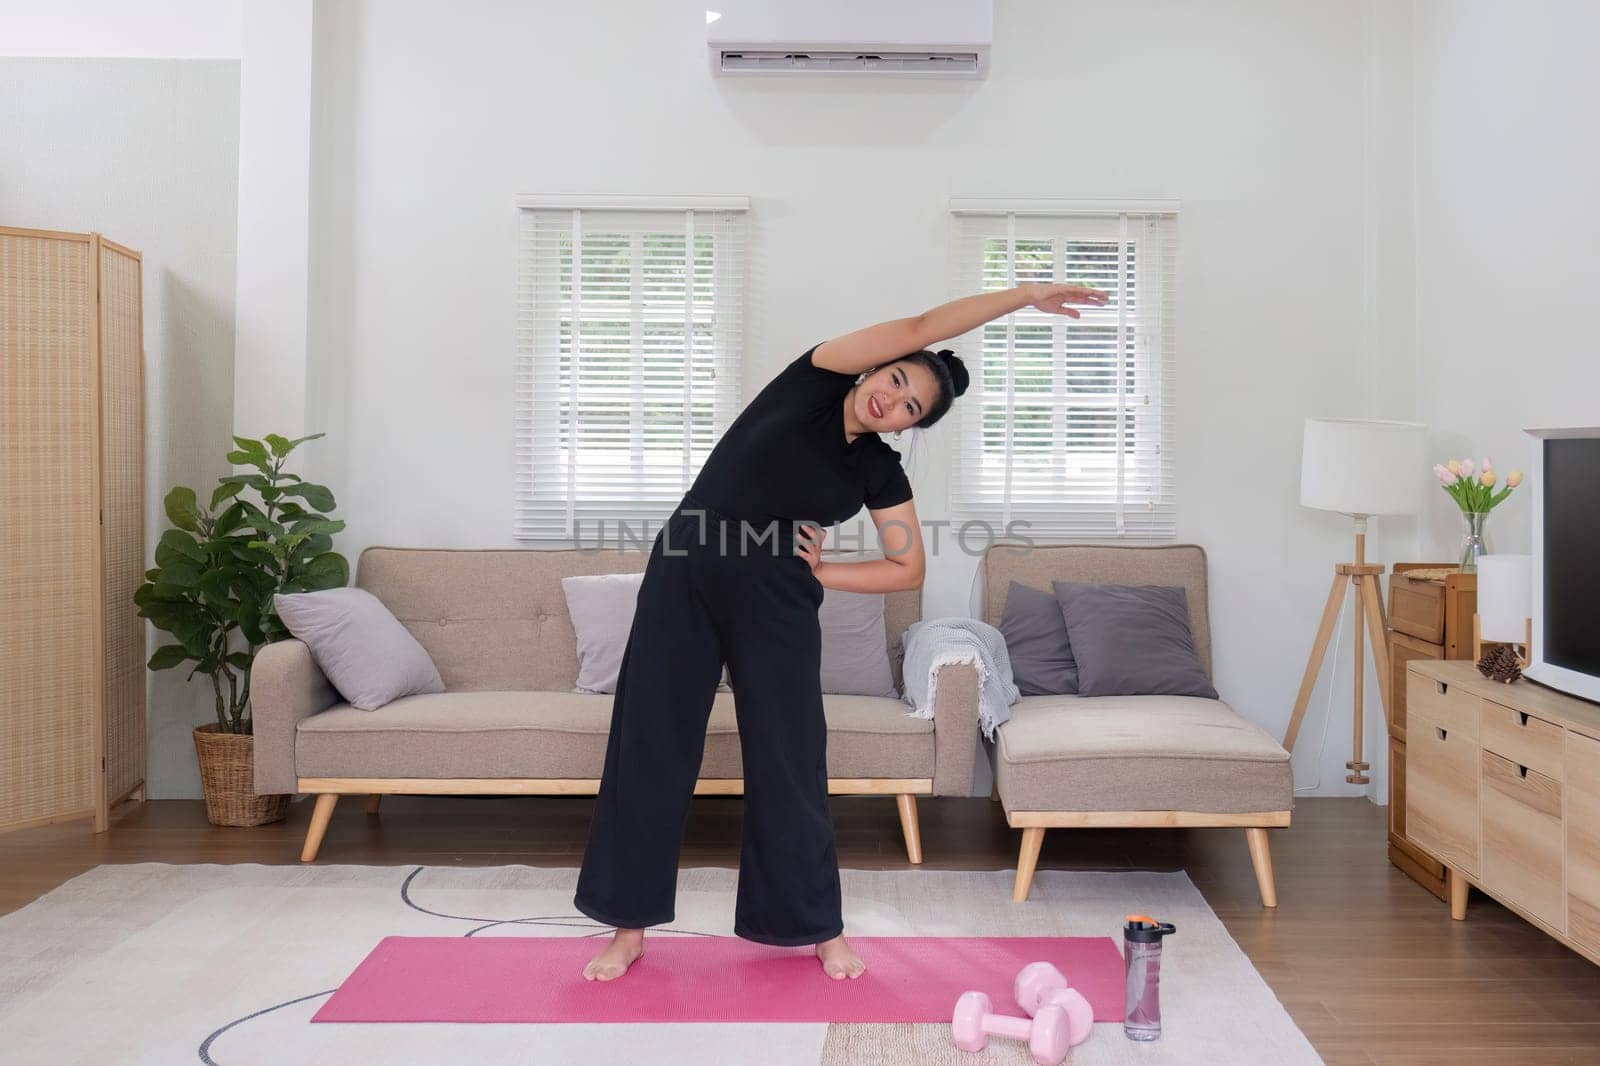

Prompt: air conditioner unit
xmin=707 ymin=0 xmax=992 ymax=79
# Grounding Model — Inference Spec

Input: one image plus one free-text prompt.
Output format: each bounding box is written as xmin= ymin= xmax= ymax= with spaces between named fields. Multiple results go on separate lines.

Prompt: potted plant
xmin=1432 ymin=456 xmax=1523 ymax=573
xmin=136 ymin=433 xmax=349 ymax=826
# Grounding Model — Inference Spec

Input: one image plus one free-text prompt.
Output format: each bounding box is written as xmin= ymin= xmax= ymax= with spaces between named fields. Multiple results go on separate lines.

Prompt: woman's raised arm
xmin=812 ymin=283 xmax=1108 ymax=376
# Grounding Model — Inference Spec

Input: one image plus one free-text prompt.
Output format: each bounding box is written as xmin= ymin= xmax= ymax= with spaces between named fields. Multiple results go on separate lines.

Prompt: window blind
xmin=947 ymin=201 xmax=1178 ymax=540
xmin=514 ymin=196 xmax=748 ymax=541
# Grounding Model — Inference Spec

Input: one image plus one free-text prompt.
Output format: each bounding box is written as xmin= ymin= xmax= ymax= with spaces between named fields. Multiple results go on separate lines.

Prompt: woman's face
xmin=853 ymin=359 xmax=939 ymax=434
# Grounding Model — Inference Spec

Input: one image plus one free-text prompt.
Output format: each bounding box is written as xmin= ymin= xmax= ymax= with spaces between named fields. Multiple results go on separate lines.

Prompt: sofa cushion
xmin=560 ymin=572 xmax=644 ymax=694
xmin=562 ymin=572 xmax=734 ymax=695
xmin=272 ymin=587 xmax=444 ymax=711
xmin=819 ymin=587 xmax=898 ymax=697
xmin=999 ymin=580 xmax=1078 ymax=696
xmin=1052 ymin=582 xmax=1217 ymax=699
xmin=295 ymin=690 xmax=933 ymax=782
xmin=982 ymin=545 xmax=1212 ymax=678
xmin=994 ymin=695 xmax=1291 ymax=814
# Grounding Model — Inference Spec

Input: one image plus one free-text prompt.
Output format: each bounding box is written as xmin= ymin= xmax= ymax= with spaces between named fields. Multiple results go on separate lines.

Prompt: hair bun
xmin=937 ymin=349 xmax=969 ymax=397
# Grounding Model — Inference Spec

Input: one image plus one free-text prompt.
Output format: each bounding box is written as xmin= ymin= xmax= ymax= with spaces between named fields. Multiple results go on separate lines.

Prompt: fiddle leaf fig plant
xmin=135 ymin=433 xmax=350 ymax=734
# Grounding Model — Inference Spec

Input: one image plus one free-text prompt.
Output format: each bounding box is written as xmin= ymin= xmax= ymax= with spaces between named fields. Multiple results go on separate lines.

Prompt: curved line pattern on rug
xmin=194 ymin=865 xmax=723 ymax=1063
xmin=198 ymin=989 xmax=338 ymax=1066
xmin=398 ymin=865 xmax=721 ymax=938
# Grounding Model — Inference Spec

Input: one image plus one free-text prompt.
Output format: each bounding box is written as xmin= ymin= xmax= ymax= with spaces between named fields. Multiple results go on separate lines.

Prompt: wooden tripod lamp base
xmin=1282 ymin=522 xmax=1392 ymax=786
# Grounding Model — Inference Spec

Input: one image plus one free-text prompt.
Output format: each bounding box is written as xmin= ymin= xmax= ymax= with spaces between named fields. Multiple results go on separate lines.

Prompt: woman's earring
xmin=893 ymin=430 xmax=903 ymax=441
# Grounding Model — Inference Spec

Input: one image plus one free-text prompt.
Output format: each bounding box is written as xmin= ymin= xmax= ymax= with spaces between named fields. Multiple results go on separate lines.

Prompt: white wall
xmin=232 ymin=0 xmax=315 ymax=442
xmin=0 ymin=1 xmax=241 ymax=58
xmin=1413 ymin=0 xmax=1600 ymax=559
xmin=30 ymin=0 xmax=1593 ymax=805
xmin=286 ymin=0 xmax=1410 ymax=797
xmin=1 ymin=57 xmax=241 ymax=798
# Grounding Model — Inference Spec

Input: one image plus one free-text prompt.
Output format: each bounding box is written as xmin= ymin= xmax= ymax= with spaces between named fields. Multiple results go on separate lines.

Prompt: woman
xmin=574 ymin=281 xmax=1108 ymax=982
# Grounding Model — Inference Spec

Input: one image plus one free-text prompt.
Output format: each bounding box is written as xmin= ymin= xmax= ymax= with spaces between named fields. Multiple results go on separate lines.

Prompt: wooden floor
xmin=4 ymin=794 xmax=1598 ymax=1064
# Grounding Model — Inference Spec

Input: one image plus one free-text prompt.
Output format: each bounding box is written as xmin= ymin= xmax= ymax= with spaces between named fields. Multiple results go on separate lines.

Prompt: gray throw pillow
xmin=561 ymin=572 xmax=731 ymax=695
xmin=818 ymin=586 xmax=899 ymax=698
xmin=998 ymin=580 xmax=1078 ymax=695
xmin=273 ymin=587 xmax=445 ymax=711
xmin=1052 ymin=582 xmax=1218 ymax=699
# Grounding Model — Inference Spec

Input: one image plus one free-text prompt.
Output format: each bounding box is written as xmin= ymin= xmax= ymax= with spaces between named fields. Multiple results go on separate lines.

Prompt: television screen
xmin=1544 ymin=437 xmax=1600 ymax=678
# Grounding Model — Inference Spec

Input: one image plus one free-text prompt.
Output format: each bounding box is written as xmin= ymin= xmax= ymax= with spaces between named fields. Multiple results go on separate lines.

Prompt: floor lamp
xmin=1284 ymin=418 xmax=1426 ymax=785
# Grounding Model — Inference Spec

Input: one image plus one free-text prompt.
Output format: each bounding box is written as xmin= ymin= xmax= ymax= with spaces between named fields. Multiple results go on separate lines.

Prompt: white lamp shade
xmin=1300 ymin=418 xmax=1426 ymax=516
xmin=1478 ymin=553 xmax=1532 ymax=642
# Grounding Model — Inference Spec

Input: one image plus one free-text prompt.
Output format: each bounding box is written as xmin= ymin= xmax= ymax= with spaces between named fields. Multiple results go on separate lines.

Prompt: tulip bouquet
xmin=1433 ymin=457 xmax=1521 ymax=572
xmin=1432 ymin=457 xmax=1522 ymax=513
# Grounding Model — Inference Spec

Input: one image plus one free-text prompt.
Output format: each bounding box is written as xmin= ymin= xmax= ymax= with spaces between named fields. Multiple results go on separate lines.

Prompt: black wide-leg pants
xmin=573 ymin=492 xmax=842 ymax=946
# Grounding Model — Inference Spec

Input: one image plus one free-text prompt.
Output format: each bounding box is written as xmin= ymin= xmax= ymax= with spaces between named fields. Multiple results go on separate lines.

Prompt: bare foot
xmin=815 ymin=934 xmax=866 ymax=980
xmin=582 ymin=929 xmax=645 ymax=981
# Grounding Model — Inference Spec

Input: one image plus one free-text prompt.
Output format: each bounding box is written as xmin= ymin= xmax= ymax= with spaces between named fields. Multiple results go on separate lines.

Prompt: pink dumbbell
xmin=1014 ymin=962 xmax=1094 ymax=1045
xmin=951 ymin=990 xmax=1070 ymax=1065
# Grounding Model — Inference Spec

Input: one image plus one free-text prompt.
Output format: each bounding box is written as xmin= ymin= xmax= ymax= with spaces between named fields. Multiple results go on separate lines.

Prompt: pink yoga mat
xmin=313 ymin=936 xmax=1125 ymax=1024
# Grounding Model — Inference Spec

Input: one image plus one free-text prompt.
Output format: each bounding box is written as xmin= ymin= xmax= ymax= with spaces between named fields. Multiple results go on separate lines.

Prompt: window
xmin=515 ymin=195 xmax=748 ymax=541
xmin=947 ymin=200 xmax=1178 ymax=539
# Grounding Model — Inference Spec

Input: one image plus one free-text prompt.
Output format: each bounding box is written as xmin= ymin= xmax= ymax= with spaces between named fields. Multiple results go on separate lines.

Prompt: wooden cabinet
xmin=1566 ymin=731 xmax=1600 ymax=956
xmin=1387 ymin=566 xmax=1477 ymax=899
xmin=1407 ymin=660 xmax=1600 ymax=967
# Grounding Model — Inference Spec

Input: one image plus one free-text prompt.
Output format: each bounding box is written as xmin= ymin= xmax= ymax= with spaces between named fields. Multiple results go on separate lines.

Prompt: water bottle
xmin=1123 ymin=914 xmax=1177 ymax=1041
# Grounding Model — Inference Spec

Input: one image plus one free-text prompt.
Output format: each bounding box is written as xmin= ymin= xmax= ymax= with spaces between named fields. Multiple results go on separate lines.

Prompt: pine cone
xmin=1476 ymin=644 xmax=1523 ymax=683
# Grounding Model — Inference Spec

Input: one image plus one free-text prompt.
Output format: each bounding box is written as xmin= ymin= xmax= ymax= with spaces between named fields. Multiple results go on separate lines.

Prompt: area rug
xmin=0 ymin=864 xmax=1323 ymax=1065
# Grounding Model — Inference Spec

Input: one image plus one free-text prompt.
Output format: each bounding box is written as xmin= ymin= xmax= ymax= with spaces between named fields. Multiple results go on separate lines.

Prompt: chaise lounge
xmin=983 ymin=544 xmax=1294 ymax=907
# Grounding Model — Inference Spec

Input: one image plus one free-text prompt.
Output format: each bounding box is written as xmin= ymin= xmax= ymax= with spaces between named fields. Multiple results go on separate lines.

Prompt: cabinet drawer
xmin=1407 ymin=712 xmax=1481 ymax=876
xmin=1567 ymin=731 xmax=1600 ymax=957
xmin=1390 ymin=634 xmax=1444 ymax=740
xmin=1482 ymin=751 xmax=1564 ymax=931
xmin=1406 ymin=671 xmax=1480 ymax=741
xmin=1390 ymin=573 xmax=1446 ymax=643
xmin=1482 ymin=699 xmax=1564 ymax=782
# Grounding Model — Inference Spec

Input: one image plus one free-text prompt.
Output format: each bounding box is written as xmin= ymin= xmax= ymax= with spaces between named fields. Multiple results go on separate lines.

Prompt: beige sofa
xmin=252 ymin=546 xmax=981 ymax=864
xmin=983 ymin=544 xmax=1294 ymax=908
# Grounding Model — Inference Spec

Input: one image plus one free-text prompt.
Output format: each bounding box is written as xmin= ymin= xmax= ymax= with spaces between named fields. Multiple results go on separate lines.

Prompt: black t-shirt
xmin=686 ymin=344 xmax=914 ymax=527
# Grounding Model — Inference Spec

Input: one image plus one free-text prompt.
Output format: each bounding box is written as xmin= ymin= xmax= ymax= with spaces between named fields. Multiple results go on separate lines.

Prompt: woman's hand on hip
xmin=794 ymin=523 xmax=826 ymax=574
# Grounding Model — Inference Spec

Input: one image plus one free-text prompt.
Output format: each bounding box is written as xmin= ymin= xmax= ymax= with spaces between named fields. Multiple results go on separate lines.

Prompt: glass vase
xmin=1458 ymin=511 xmax=1491 ymax=574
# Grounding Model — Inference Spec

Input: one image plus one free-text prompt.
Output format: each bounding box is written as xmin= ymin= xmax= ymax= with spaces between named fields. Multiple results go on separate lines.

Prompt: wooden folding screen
xmin=1 ymin=225 xmax=146 ymax=834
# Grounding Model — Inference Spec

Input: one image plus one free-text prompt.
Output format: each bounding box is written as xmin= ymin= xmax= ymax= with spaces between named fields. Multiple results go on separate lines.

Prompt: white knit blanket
xmin=899 ymin=617 xmax=1020 ymax=740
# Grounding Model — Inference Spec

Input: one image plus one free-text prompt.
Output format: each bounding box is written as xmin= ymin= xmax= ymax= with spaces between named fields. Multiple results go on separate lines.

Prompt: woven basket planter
xmin=193 ymin=724 xmax=289 ymax=827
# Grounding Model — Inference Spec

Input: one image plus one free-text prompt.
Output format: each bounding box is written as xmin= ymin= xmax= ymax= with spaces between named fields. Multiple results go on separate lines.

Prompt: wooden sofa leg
xmin=366 ymin=793 xmax=382 ymax=815
xmin=1013 ymin=826 xmax=1045 ymax=902
xmin=895 ymin=794 xmax=923 ymax=864
xmin=1245 ymin=827 xmax=1277 ymax=907
xmin=301 ymin=793 xmax=339 ymax=863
